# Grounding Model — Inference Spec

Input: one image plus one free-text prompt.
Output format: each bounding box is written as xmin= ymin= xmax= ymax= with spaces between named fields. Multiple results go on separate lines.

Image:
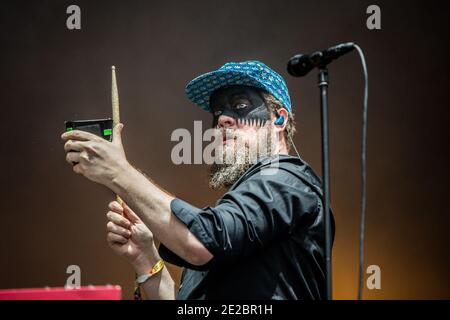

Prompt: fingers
xmin=107 ymin=221 xmax=131 ymax=237
xmin=65 ymin=151 xmax=91 ymax=169
xmin=106 ymin=201 xmax=131 ymax=247
xmin=122 ymin=202 xmax=140 ymax=224
xmin=61 ymin=129 xmax=103 ymax=142
xmin=108 ymin=201 xmax=124 ymax=214
xmin=64 ymin=140 xmax=91 ymax=153
xmin=64 ymin=139 xmax=96 ymax=167
xmin=108 ymin=200 xmax=141 ymax=224
xmin=106 ymin=210 xmax=131 ymax=229
xmin=112 ymin=123 xmax=124 ymax=146
xmin=73 ymin=163 xmax=83 ymax=174
xmin=66 ymin=152 xmax=80 ymax=165
xmin=106 ymin=232 xmax=128 ymax=245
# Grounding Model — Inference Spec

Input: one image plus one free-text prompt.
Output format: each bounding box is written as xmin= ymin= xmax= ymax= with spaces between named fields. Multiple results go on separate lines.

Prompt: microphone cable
xmin=353 ymin=44 xmax=369 ymax=300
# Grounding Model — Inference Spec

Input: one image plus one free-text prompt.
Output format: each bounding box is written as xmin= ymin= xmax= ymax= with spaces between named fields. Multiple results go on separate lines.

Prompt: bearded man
xmin=61 ymin=60 xmax=334 ymax=300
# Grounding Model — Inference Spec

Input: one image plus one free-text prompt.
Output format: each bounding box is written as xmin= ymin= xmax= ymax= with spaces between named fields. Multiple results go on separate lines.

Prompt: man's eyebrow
xmin=230 ymin=93 xmax=250 ymax=100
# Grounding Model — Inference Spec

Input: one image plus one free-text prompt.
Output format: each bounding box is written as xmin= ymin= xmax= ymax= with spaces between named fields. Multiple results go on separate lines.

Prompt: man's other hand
xmin=106 ymin=201 xmax=159 ymax=274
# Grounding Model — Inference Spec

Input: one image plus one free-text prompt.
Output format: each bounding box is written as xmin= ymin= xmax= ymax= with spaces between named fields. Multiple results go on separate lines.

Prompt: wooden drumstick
xmin=112 ymin=66 xmax=121 ymax=128
xmin=111 ymin=66 xmax=123 ymax=205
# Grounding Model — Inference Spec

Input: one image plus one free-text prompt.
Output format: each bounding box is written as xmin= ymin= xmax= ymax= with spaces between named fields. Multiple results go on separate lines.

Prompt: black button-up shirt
xmin=159 ymin=155 xmax=334 ymax=300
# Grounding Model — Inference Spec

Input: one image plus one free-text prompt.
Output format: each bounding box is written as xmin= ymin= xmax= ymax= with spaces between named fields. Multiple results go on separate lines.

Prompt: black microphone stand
xmin=318 ymin=67 xmax=333 ymax=300
xmin=288 ymin=43 xmax=365 ymax=301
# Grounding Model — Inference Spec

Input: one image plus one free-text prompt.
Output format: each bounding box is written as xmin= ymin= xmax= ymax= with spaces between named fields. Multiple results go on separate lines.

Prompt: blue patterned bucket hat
xmin=185 ymin=60 xmax=292 ymax=113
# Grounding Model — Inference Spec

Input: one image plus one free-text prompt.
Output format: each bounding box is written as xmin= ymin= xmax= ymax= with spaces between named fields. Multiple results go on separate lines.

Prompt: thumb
xmin=112 ymin=123 xmax=124 ymax=146
xmin=122 ymin=202 xmax=141 ymax=224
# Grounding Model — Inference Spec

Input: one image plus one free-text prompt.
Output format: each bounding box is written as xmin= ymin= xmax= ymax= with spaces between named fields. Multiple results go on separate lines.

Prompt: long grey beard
xmin=208 ymin=126 xmax=275 ymax=190
xmin=209 ymin=155 xmax=253 ymax=190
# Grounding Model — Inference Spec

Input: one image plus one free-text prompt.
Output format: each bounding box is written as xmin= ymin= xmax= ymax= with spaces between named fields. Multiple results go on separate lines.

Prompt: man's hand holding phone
xmin=61 ymin=123 xmax=132 ymax=188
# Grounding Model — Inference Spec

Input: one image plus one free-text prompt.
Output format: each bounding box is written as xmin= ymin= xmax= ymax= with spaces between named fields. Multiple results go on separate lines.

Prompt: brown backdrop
xmin=0 ymin=0 xmax=449 ymax=299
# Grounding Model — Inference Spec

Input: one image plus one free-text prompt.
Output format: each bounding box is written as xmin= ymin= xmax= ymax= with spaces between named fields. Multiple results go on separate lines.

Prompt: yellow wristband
xmin=136 ymin=259 xmax=165 ymax=284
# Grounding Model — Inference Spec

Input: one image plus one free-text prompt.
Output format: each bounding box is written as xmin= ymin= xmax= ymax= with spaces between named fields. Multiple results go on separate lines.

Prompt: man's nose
xmin=217 ymin=114 xmax=236 ymax=128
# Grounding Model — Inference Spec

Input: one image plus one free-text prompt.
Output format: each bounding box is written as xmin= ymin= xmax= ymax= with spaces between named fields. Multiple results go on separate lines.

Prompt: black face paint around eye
xmin=210 ymin=85 xmax=271 ymax=128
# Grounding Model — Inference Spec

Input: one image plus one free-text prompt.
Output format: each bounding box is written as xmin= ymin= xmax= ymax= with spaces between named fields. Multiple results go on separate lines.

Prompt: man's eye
xmin=235 ymin=102 xmax=248 ymax=109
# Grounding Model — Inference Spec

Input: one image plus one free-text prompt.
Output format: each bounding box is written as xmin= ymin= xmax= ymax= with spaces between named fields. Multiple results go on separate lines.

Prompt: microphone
xmin=287 ymin=42 xmax=355 ymax=77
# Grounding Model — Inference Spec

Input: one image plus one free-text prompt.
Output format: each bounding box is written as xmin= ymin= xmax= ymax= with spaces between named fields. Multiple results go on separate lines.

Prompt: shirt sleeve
xmin=159 ymin=167 xmax=319 ymax=269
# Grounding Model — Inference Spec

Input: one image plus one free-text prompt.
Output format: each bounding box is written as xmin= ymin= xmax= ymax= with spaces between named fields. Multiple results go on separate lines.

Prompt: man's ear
xmin=274 ymin=108 xmax=289 ymax=132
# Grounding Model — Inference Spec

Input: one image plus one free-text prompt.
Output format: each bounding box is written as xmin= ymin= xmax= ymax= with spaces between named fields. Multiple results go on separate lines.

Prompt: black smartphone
xmin=65 ymin=118 xmax=113 ymax=141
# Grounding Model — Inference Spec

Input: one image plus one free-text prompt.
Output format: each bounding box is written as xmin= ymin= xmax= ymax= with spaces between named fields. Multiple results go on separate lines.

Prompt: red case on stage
xmin=0 ymin=285 xmax=122 ymax=300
